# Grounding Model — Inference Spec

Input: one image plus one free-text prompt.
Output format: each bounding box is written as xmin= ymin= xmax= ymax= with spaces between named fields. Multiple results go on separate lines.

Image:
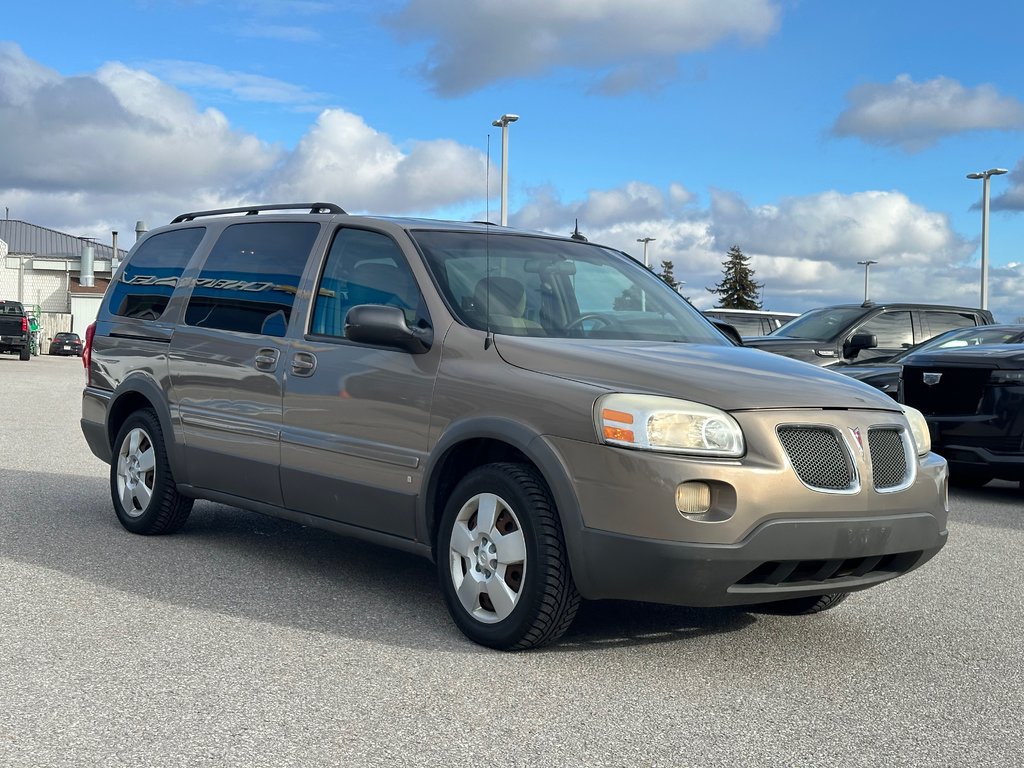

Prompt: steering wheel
xmin=564 ymin=313 xmax=617 ymax=335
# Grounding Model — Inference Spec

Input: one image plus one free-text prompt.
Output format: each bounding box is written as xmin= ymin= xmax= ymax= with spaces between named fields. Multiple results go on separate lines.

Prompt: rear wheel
xmin=437 ymin=462 xmax=581 ymax=650
xmin=111 ymin=409 xmax=192 ymax=534
xmin=753 ymin=592 xmax=849 ymax=615
xmin=19 ymin=347 xmax=30 ymax=361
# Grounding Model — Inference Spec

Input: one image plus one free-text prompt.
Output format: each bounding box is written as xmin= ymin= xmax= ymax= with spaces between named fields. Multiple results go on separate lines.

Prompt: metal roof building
xmin=0 ymin=220 xmax=122 ymax=261
xmin=1 ymin=219 xmax=127 ymax=337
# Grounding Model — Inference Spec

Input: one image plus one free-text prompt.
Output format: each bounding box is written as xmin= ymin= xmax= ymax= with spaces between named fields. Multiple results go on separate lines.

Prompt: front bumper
xmin=571 ymin=513 xmax=946 ymax=606
xmin=934 ymin=443 xmax=1024 ymax=480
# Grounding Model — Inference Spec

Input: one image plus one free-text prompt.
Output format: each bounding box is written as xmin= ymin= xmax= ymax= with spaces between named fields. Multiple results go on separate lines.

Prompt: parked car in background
xmin=0 ymin=300 xmax=32 ymax=361
xmin=900 ymin=343 xmax=1024 ymax=487
xmin=702 ymin=308 xmax=799 ymax=338
xmin=48 ymin=331 xmax=84 ymax=357
xmin=835 ymin=325 xmax=1024 ymax=396
xmin=744 ymin=302 xmax=994 ymax=366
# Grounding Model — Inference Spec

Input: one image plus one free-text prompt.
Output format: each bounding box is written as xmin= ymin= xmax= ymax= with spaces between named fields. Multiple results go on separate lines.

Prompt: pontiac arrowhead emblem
xmin=850 ymin=427 xmax=864 ymax=453
xmin=923 ymin=372 xmax=943 ymax=386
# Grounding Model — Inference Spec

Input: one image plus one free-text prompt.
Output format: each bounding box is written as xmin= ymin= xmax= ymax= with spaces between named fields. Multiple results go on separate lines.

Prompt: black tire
xmin=437 ymin=462 xmax=581 ymax=650
xmin=110 ymin=409 xmax=193 ymax=534
xmin=753 ymin=592 xmax=850 ymax=615
xmin=949 ymin=470 xmax=993 ymax=489
xmin=19 ymin=347 xmax=30 ymax=361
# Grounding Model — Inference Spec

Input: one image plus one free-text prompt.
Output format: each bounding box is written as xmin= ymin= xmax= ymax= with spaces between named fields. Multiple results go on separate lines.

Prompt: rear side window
xmin=184 ymin=222 xmax=319 ymax=337
xmin=109 ymin=227 xmax=206 ymax=320
xmin=925 ymin=311 xmax=980 ymax=337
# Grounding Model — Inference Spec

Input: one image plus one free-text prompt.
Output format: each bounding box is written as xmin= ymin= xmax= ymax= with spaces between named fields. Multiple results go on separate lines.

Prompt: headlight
xmin=595 ymin=394 xmax=744 ymax=457
xmin=901 ymin=405 xmax=931 ymax=456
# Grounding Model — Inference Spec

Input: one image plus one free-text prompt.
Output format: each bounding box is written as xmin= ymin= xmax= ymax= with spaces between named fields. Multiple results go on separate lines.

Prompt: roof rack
xmin=171 ymin=203 xmax=345 ymax=224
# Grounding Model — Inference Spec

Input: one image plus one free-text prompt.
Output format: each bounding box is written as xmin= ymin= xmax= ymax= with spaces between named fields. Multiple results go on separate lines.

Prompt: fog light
xmin=675 ymin=482 xmax=712 ymax=514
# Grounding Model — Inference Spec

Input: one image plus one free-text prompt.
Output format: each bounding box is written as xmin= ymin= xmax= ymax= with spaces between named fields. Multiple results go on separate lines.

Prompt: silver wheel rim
xmin=448 ymin=492 xmax=527 ymax=624
xmin=115 ymin=427 xmax=156 ymax=518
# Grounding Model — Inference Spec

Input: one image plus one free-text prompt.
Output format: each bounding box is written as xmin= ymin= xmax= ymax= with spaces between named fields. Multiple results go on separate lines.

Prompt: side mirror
xmin=844 ymin=332 xmax=877 ymax=358
xmin=710 ymin=319 xmax=743 ymax=346
xmin=344 ymin=304 xmax=432 ymax=354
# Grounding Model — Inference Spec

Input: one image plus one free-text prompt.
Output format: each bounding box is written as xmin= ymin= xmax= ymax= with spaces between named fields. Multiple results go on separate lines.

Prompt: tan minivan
xmin=81 ymin=203 xmax=949 ymax=649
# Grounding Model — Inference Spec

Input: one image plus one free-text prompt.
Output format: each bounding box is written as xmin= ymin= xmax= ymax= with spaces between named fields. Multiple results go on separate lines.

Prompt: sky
xmin=2 ymin=0 xmax=1023 ymax=321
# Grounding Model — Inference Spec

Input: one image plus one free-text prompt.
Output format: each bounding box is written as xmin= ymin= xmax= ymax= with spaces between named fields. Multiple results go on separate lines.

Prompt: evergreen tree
xmin=707 ymin=245 xmax=761 ymax=309
xmin=657 ymin=259 xmax=680 ymax=291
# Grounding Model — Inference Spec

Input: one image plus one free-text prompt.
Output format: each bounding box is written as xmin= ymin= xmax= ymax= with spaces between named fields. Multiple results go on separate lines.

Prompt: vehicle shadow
xmin=547 ymin=602 xmax=753 ymax=652
xmin=1 ymin=468 xmax=755 ymax=653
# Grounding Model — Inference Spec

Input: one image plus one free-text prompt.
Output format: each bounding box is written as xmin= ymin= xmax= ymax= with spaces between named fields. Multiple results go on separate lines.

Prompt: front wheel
xmin=111 ymin=409 xmax=193 ymax=534
xmin=437 ymin=462 xmax=581 ymax=650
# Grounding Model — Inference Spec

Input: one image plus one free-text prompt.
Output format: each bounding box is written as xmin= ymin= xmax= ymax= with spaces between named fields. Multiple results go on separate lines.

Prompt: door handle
xmin=291 ymin=351 xmax=318 ymax=377
xmin=255 ymin=348 xmax=280 ymax=372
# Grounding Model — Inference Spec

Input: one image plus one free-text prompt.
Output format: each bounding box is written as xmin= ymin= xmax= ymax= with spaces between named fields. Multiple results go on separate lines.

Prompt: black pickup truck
xmin=0 ymin=300 xmax=32 ymax=361
xmin=743 ymin=302 xmax=994 ymax=366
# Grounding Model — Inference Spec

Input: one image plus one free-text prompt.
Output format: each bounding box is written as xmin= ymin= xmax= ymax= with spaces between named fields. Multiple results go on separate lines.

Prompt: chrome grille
xmin=868 ymin=427 xmax=909 ymax=490
xmin=777 ymin=426 xmax=855 ymax=491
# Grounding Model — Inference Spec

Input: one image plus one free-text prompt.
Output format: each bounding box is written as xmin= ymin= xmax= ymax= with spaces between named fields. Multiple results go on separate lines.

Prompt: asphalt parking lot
xmin=1 ymin=354 xmax=1022 ymax=767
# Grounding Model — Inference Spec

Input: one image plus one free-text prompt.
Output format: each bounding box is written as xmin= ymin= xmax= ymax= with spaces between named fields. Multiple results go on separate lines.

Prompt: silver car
xmin=81 ymin=203 xmax=949 ymax=650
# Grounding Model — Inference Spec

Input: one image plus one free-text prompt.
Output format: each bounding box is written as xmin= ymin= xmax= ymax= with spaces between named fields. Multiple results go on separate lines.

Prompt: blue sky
xmin=2 ymin=0 xmax=1023 ymax=320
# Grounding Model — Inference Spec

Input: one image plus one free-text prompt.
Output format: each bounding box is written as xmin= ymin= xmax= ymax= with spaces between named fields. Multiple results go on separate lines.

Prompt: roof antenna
xmin=570 ymin=219 xmax=588 ymax=242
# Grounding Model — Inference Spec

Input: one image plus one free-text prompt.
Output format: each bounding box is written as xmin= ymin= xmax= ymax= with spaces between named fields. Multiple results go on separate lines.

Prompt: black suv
xmin=900 ymin=345 xmax=1024 ymax=487
xmin=49 ymin=331 xmax=83 ymax=357
xmin=744 ymin=302 xmax=994 ymax=366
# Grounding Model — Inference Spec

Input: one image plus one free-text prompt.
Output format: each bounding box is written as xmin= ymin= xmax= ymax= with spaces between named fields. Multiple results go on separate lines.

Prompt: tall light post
xmin=966 ymin=167 xmax=1008 ymax=310
xmin=491 ymin=113 xmax=519 ymax=226
xmin=856 ymin=259 xmax=878 ymax=303
xmin=636 ymin=236 xmax=656 ymax=268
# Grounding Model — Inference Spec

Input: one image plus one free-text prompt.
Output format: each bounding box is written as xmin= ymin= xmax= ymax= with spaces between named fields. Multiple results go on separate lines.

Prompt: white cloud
xmin=508 ymin=183 xmax=1017 ymax=318
xmin=709 ymin=189 xmax=974 ymax=265
xmin=386 ymin=0 xmax=780 ymax=96
xmin=514 ymin=181 xmax=698 ymax=233
xmin=832 ymin=75 xmax=1024 ymax=151
xmin=0 ymin=44 xmax=490 ymax=231
xmin=269 ymin=109 xmax=488 ymax=212
xmin=0 ymin=44 xmax=278 ymax=196
xmin=992 ymin=159 xmax=1024 ymax=212
xmin=147 ymin=60 xmax=327 ymax=104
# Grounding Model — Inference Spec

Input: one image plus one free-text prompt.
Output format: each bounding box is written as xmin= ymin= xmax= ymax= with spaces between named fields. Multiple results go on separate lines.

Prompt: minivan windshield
xmin=412 ymin=231 xmax=725 ymax=343
xmin=768 ymin=306 xmax=866 ymax=340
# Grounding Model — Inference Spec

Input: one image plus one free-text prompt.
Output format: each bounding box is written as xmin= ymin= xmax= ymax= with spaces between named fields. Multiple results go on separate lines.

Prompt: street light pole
xmin=636 ymin=236 xmax=656 ymax=268
xmin=856 ymin=260 xmax=878 ymax=303
xmin=491 ymin=113 xmax=519 ymax=226
xmin=966 ymin=168 xmax=1008 ymax=310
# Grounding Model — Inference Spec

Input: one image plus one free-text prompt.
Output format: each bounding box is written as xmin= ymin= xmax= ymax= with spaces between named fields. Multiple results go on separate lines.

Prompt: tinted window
xmin=769 ymin=307 xmax=866 ymax=339
xmin=184 ymin=222 xmax=319 ymax=336
xmin=311 ymin=228 xmax=427 ymax=337
xmin=110 ymin=227 xmax=206 ymax=320
xmin=926 ymin=311 xmax=979 ymax=337
xmin=857 ymin=311 xmax=913 ymax=348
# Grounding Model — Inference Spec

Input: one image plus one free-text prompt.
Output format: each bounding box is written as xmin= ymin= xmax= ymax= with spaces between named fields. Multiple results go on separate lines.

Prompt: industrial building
xmin=0 ymin=219 xmax=142 ymax=342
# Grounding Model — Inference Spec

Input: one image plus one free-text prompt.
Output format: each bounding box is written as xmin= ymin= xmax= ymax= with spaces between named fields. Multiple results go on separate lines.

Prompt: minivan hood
xmin=492 ymin=337 xmax=899 ymax=412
